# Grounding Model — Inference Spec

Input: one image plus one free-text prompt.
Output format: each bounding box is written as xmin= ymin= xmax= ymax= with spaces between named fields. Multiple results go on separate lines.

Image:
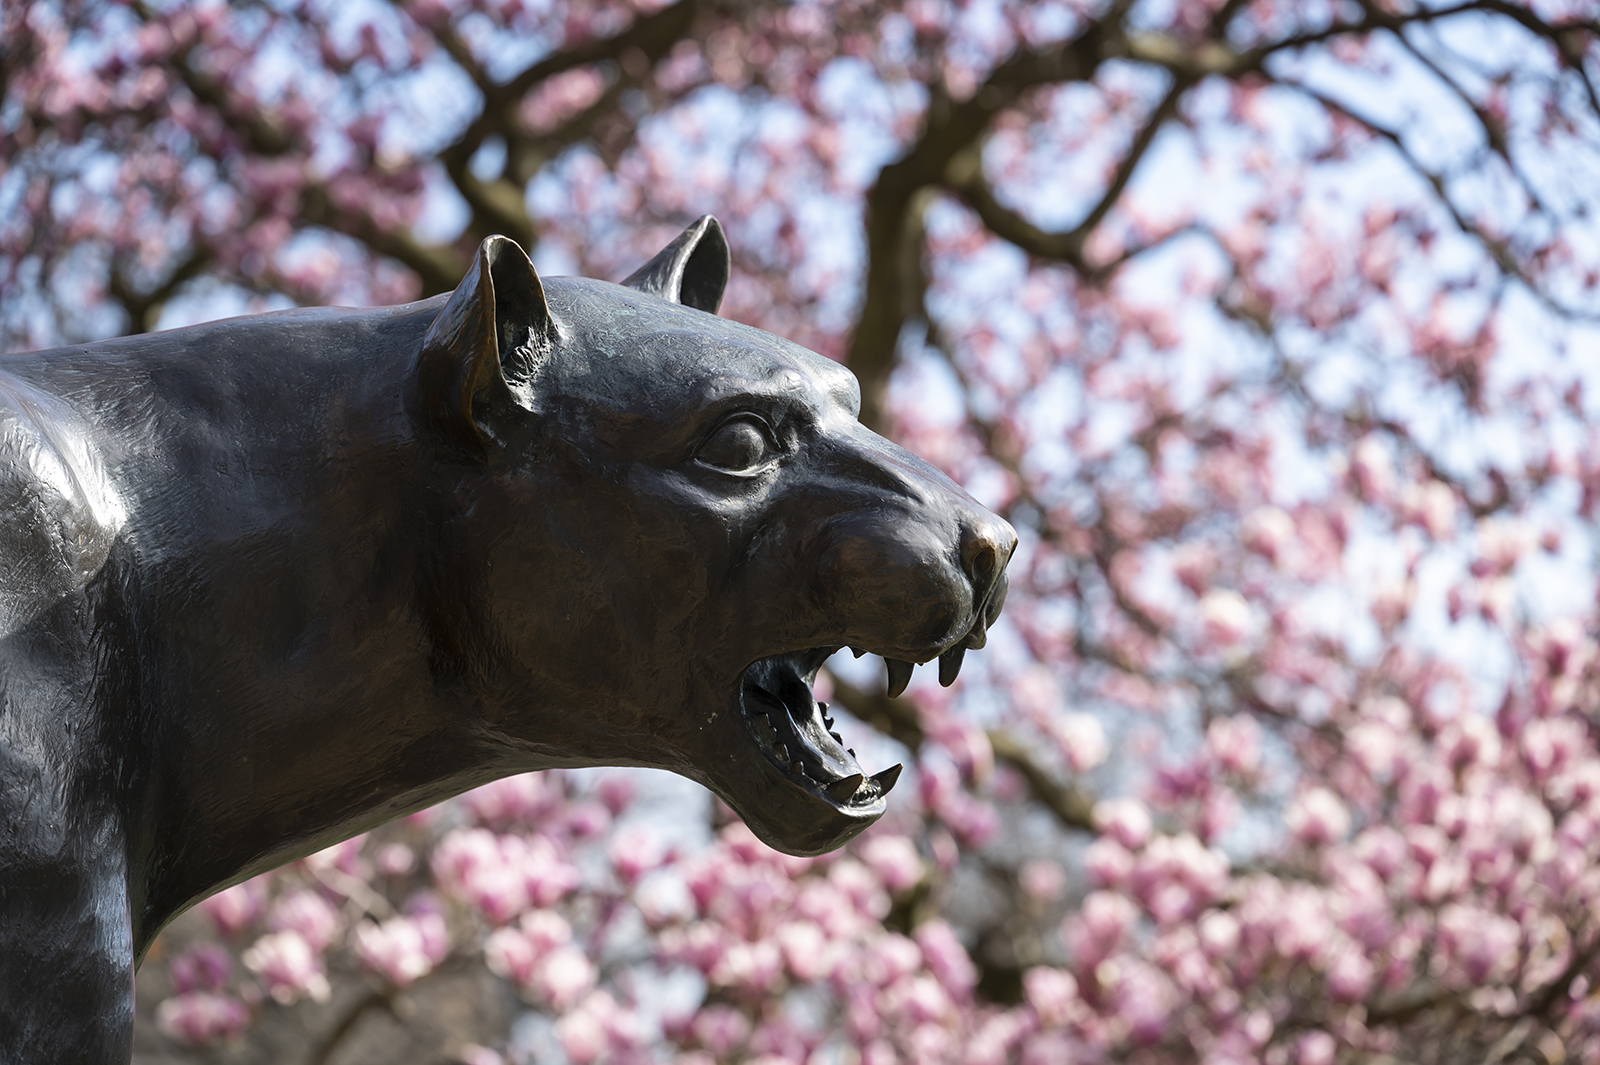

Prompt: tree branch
xmin=107 ymin=247 xmax=209 ymax=334
xmin=826 ymin=674 xmax=1096 ymax=833
xmin=944 ymin=77 xmax=1187 ymax=276
xmin=439 ymin=0 xmax=702 ymax=173
xmin=847 ymin=23 xmax=1108 ymax=430
xmin=298 ymin=184 xmax=467 ymax=297
xmin=1286 ymin=80 xmax=1600 ymax=323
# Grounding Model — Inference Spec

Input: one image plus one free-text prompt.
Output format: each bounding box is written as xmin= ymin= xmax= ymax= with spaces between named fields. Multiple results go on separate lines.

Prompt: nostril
xmin=961 ymin=528 xmax=1004 ymax=598
xmin=968 ymin=543 xmax=997 ymax=588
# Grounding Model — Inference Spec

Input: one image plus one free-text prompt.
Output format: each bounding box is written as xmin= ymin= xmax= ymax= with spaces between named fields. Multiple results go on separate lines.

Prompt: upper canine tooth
xmin=824 ymin=773 xmax=864 ymax=802
xmin=885 ymin=658 xmax=914 ymax=698
xmin=871 ymin=763 xmax=904 ymax=795
xmin=964 ymin=621 xmax=987 ymax=650
xmin=986 ymin=576 xmax=1008 ymax=625
xmin=851 ymin=646 xmax=867 ymax=658
xmin=938 ymin=645 xmax=966 ymax=687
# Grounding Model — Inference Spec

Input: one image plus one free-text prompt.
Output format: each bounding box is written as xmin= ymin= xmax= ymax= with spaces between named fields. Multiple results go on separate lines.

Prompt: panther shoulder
xmin=0 ymin=372 xmax=125 ymax=636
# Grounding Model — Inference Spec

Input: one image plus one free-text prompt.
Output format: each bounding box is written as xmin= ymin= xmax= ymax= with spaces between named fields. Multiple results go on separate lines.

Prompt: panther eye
xmin=697 ymin=417 xmax=777 ymax=474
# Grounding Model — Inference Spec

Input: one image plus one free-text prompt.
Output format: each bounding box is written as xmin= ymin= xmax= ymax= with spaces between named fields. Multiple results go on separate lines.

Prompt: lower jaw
xmin=736 ymin=650 xmax=902 ymax=812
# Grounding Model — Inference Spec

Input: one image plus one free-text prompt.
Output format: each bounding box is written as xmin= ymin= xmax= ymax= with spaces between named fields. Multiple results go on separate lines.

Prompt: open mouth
xmin=740 ymin=648 xmax=903 ymax=808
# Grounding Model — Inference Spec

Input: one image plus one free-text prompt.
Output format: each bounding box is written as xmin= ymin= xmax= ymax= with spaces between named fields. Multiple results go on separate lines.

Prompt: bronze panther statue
xmin=0 ymin=216 xmax=1014 ymax=1062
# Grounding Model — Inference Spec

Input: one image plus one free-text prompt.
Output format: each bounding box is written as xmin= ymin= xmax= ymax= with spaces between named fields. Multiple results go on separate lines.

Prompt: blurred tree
xmin=8 ymin=0 xmax=1600 ymax=1063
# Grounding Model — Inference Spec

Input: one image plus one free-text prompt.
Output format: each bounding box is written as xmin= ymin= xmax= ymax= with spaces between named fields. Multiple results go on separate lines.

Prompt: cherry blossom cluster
xmin=11 ymin=1 xmax=1600 ymax=1062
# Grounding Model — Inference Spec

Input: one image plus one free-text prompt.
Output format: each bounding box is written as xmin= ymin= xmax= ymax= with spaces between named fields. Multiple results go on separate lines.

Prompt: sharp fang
xmin=885 ymin=658 xmax=914 ymax=698
xmin=824 ymin=773 xmax=863 ymax=802
xmin=851 ymin=646 xmax=866 ymax=658
xmin=871 ymin=763 xmax=903 ymax=795
xmin=830 ymin=731 xmax=844 ymax=744
xmin=848 ymin=748 xmax=856 ymax=757
xmin=938 ymin=645 xmax=966 ymax=687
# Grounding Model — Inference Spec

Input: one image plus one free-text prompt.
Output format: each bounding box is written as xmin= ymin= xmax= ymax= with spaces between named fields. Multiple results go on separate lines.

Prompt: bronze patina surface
xmin=0 ymin=217 xmax=1014 ymax=1061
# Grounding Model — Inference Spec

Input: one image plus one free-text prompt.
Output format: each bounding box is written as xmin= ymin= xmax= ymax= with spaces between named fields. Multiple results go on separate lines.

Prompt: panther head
xmin=412 ymin=217 xmax=1015 ymax=856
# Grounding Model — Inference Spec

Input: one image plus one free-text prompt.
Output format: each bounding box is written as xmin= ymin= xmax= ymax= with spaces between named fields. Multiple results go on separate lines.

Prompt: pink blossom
xmin=915 ymin=919 xmax=977 ymax=996
xmin=375 ymin=842 xmax=415 ymax=876
xmin=197 ymin=877 xmax=267 ymax=937
xmin=1325 ymin=940 xmax=1374 ymax=1001
xmin=1199 ymin=589 xmax=1254 ymax=647
xmin=168 ymin=943 xmax=231 ymax=994
xmin=558 ymin=1005 xmax=606 ymax=1064
xmin=609 ymin=825 xmax=670 ymax=883
xmin=692 ymin=1005 xmax=751 ymax=1056
xmin=1084 ymin=837 xmax=1135 ymax=888
xmin=432 ymin=828 xmax=579 ymax=923
xmin=483 ymin=909 xmax=573 ymax=986
xmin=1436 ymin=905 xmax=1521 ymax=984
xmin=709 ymin=939 xmax=782 ymax=993
xmin=774 ymin=919 xmax=830 ymax=981
xmin=859 ymin=932 xmax=923 ymax=987
xmin=1063 ymin=891 xmax=1139 ymax=969
xmin=240 ymin=930 xmax=330 ymax=1004
xmin=1523 ymin=716 xmax=1585 ymax=778
xmin=1401 ymin=480 xmax=1457 ymax=539
xmin=353 ymin=912 xmax=450 ymax=986
xmin=556 ymin=990 xmax=639 ymax=1063
xmin=859 ymin=834 xmax=924 ymax=893
xmin=1020 ymin=858 xmax=1067 ymax=902
xmin=1352 ymin=825 xmax=1409 ymax=880
xmin=1172 ymin=542 xmax=1219 ymax=594
xmin=1476 ymin=517 xmax=1531 ymax=575
xmin=303 ymin=835 xmax=370 ymax=881
xmin=595 ymin=774 xmax=636 ymax=814
xmin=1132 ymin=834 xmax=1229 ymax=920
xmin=1242 ymin=505 xmax=1295 ymax=562
xmin=1051 ymin=712 xmax=1109 ymax=772
xmin=1093 ymin=797 xmax=1154 ymax=849
xmin=460 ymin=772 xmax=561 ymax=826
xmin=155 ymin=991 xmax=250 ymax=1045
xmin=1287 ymin=787 xmax=1351 ymax=845
xmin=560 ymin=800 xmax=612 ymax=839
xmin=1297 ymin=1031 xmax=1337 ymax=1065
xmin=1206 ymin=715 xmax=1261 ymax=776
xmin=267 ymin=889 xmax=342 ymax=952
xmin=1350 ymin=437 xmax=1395 ymax=503
xmin=1197 ymin=910 xmax=1240 ymax=957
xmin=533 ymin=944 xmax=597 ymax=1009
xmin=1024 ymin=966 xmax=1079 ymax=1027
xmin=1113 ymin=962 xmax=1174 ymax=1045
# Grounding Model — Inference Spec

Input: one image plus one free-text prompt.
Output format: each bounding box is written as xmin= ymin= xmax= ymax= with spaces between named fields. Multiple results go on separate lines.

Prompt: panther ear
xmin=413 ymin=235 xmax=554 ymax=447
xmin=621 ymin=215 xmax=730 ymax=314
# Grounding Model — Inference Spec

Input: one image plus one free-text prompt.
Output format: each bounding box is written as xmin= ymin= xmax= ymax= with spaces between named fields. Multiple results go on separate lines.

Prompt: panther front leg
xmin=0 ymin=789 xmax=135 ymax=1064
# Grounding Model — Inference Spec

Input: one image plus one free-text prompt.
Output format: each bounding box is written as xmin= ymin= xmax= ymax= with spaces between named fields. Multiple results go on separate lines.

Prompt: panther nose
xmin=960 ymin=513 xmax=1017 ymax=618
